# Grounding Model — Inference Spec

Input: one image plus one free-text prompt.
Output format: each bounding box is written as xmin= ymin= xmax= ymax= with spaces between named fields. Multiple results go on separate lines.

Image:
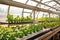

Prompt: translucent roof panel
xmin=10 ymin=6 xmax=23 ymax=17
xmin=53 ymin=4 xmax=60 ymax=10
xmin=0 ymin=4 xmax=8 ymax=22
xmin=27 ymin=0 xmax=37 ymax=6
xmin=36 ymin=0 xmax=41 ymax=1
xmin=42 ymin=0 xmax=51 ymax=3
xmin=13 ymin=0 xmax=27 ymax=3
xmin=40 ymin=5 xmax=45 ymax=8
xmin=49 ymin=8 xmax=56 ymax=11
xmin=44 ymin=6 xmax=50 ymax=9
xmin=37 ymin=4 xmax=44 ymax=8
xmin=38 ymin=4 xmax=50 ymax=10
xmin=45 ymin=2 xmax=56 ymax=6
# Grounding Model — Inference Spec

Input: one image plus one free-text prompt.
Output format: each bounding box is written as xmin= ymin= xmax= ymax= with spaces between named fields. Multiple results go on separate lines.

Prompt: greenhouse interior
xmin=0 ymin=0 xmax=60 ymax=40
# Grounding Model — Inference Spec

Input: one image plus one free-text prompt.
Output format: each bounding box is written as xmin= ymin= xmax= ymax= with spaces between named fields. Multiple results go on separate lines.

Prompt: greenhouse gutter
xmin=0 ymin=0 xmax=60 ymax=15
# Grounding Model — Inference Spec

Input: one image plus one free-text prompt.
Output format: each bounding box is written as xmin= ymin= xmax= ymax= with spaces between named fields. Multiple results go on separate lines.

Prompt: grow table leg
xmin=53 ymin=34 xmax=57 ymax=40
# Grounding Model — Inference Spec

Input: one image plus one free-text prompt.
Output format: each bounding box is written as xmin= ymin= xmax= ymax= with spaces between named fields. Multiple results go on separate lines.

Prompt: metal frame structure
xmin=0 ymin=0 xmax=60 ymax=14
xmin=0 ymin=0 xmax=60 ymax=23
xmin=32 ymin=0 xmax=60 ymax=11
xmin=0 ymin=0 xmax=60 ymax=40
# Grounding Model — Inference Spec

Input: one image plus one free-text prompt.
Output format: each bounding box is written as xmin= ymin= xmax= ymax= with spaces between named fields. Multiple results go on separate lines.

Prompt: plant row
xmin=7 ymin=14 xmax=33 ymax=23
xmin=0 ymin=23 xmax=43 ymax=40
xmin=0 ymin=22 xmax=59 ymax=40
xmin=36 ymin=17 xmax=59 ymax=21
xmin=7 ymin=14 xmax=60 ymax=24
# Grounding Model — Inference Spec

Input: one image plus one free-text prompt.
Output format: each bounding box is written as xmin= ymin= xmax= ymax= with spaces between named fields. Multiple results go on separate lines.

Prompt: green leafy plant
xmin=7 ymin=14 xmax=14 ymax=23
xmin=14 ymin=16 xmax=20 ymax=23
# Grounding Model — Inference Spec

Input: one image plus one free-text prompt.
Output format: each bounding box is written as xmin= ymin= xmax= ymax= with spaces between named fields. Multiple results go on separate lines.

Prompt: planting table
xmin=0 ymin=22 xmax=60 ymax=40
xmin=36 ymin=27 xmax=60 ymax=40
xmin=16 ymin=27 xmax=60 ymax=40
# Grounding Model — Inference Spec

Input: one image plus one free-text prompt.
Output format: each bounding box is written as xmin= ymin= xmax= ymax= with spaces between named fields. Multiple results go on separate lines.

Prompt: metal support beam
xmin=23 ymin=12 xmax=31 ymax=13
xmin=44 ymin=1 xmax=52 ymax=3
xmin=7 ymin=5 xmax=10 ymax=14
xmin=33 ymin=11 xmax=35 ymax=24
xmin=22 ymin=0 xmax=29 ymax=17
xmin=49 ymin=13 xmax=50 ymax=21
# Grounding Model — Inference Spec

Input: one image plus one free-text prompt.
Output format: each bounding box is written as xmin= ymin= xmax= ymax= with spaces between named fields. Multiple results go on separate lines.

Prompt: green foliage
xmin=7 ymin=14 xmax=14 ymax=23
xmin=36 ymin=17 xmax=60 ymax=28
xmin=42 ymin=21 xmax=59 ymax=28
xmin=6 ymin=14 xmax=60 ymax=40
xmin=0 ymin=23 xmax=43 ymax=40
xmin=36 ymin=17 xmax=59 ymax=21
xmin=7 ymin=14 xmax=33 ymax=23
xmin=36 ymin=17 xmax=48 ymax=21
xmin=14 ymin=16 xmax=20 ymax=23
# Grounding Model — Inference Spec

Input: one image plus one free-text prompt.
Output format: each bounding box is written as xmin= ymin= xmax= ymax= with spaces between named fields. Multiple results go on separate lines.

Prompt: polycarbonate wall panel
xmin=27 ymin=0 xmax=37 ymax=6
xmin=42 ymin=0 xmax=51 ymax=3
xmin=23 ymin=9 xmax=32 ymax=17
xmin=10 ymin=6 xmax=23 ymax=17
xmin=0 ymin=4 xmax=8 ymax=22
xmin=0 ymin=0 xmax=59 ymax=23
xmin=13 ymin=0 xmax=27 ymax=4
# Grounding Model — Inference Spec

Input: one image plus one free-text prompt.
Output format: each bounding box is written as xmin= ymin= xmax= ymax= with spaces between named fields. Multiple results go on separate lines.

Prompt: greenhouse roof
xmin=0 ymin=0 xmax=60 ymax=13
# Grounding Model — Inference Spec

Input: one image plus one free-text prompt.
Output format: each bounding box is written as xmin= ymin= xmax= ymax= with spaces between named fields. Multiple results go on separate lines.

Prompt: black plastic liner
xmin=27 ymin=29 xmax=51 ymax=40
